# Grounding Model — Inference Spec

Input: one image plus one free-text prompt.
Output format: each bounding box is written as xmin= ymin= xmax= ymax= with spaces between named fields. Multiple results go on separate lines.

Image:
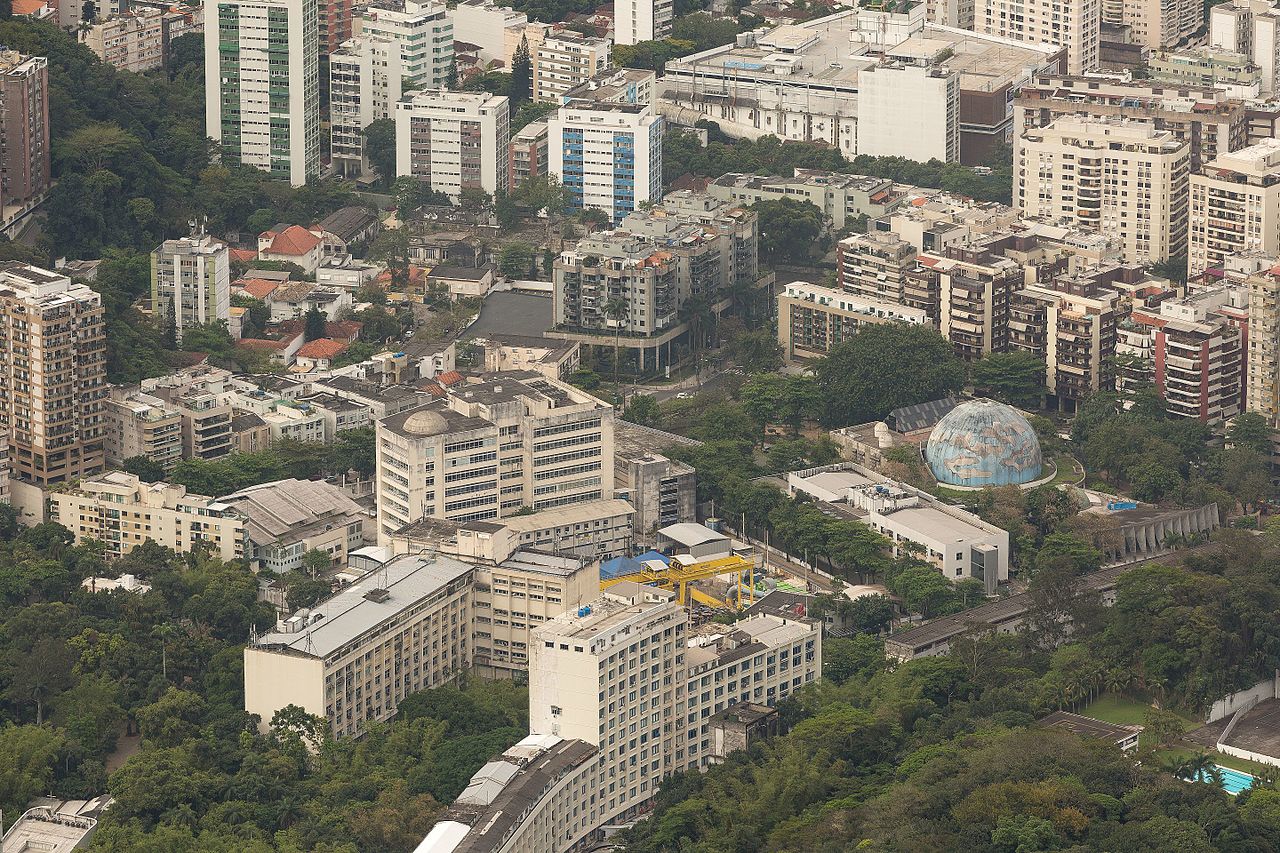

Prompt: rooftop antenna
xmin=302 ymin=629 xmax=314 ymax=655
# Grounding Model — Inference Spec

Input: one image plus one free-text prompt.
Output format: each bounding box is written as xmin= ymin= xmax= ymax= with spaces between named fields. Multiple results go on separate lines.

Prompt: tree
xmin=123 ymin=456 xmax=166 ymax=483
xmin=362 ymin=118 xmax=396 ymax=188
xmin=509 ymin=36 xmax=532 ymax=117
xmin=752 ymin=197 xmax=823 ymax=265
xmin=301 ymin=548 xmax=333 ymax=578
xmin=1228 ymin=412 xmax=1274 ymax=455
xmin=971 ymin=351 xmax=1046 ymax=409
xmin=623 ymin=394 xmax=660 ymax=427
xmin=814 ymin=324 xmax=966 ymax=426
xmin=726 ymin=327 xmax=782 ymax=373
xmin=5 ymin=637 xmax=75 ymax=725
xmin=1150 ymin=255 xmax=1189 ymax=286
xmin=304 ymin=306 xmax=327 ymax=342
xmin=499 ymin=242 xmax=534 ymax=278
xmin=822 ymin=634 xmax=885 ymax=684
xmin=604 ymin=296 xmax=629 ymax=381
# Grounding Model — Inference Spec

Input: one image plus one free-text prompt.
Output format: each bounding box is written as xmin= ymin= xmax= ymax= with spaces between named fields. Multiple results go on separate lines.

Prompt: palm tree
xmin=1185 ymin=752 xmax=1215 ymax=784
xmin=604 ymin=297 xmax=628 ymax=383
xmin=154 ymin=623 xmax=175 ymax=682
xmin=1105 ymin=670 xmax=1130 ymax=696
xmin=1160 ymin=753 xmax=1191 ymax=779
xmin=679 ymin=297 xmax=713 ymax=383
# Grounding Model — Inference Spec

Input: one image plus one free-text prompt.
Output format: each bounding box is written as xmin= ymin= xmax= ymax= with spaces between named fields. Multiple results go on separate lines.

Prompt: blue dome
xmin=925 ymin=399 xmax=1043 ymax=488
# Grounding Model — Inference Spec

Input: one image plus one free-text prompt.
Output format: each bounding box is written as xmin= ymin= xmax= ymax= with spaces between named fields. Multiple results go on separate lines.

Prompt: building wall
xmin=151 ymin=234 xmax=232 ymax=344
xmin=615 ymin=0 xmax=672 ymax=44
xmin=978 ymin=0 xmax=1100 ymax=74
xmin=548 ymin=103 xmax=663 ymax=223
xmin=532 ymin=34 xmax=608 ymax=103
xmin=857 ymin=63 xmax=959 ymax=163
xmin=778 ymin=281 xmax=928 ymax=359
xmin=394 ymin=90 xmax=510 ymax=201
xmin=244 ymin=649 xmax=325 ymax=730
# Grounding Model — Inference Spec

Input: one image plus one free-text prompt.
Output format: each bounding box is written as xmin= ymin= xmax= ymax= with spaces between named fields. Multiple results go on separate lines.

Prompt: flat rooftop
xmin=1038 ymin=711 xmax=1141 ymax=743
xmin=501 ymin=498 xmax=636 ymax=532
xmin=466 ymin=291 xmax=553 ymax=338
xmin=1220 ymin=698 xmax=1280 ymax=761
xmin=538 ymin=581 xmax=676 ymax=642
xmin=254 ymin=553 xmax=473 ymax=658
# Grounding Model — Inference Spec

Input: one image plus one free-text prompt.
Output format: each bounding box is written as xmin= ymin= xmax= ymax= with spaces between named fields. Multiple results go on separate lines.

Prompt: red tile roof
xmin=237 ymin=338 xmax=290 ymax=352
xmin=296 ymin=338 xmax=349 ymax=360
xmin=436 ymin=370 xmax=465 ymax=386
xmin=262 ymin=225 xmax=322 ymax=257
xmin=237 ymin=278 xmax=280 ymax=300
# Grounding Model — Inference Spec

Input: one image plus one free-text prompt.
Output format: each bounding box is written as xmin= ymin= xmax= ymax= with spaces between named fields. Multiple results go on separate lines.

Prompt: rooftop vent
xmin=364 ymin=588 xmax=391 ymax=603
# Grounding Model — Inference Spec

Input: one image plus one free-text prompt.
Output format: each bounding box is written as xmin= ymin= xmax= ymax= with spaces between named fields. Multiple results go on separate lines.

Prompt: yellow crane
xmin=600 ymin=554 xmax=758 ymax=607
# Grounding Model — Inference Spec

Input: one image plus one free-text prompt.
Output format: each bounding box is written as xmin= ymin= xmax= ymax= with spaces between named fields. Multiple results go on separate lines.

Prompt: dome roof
xmin=925 ymin=399 xmax=1043 ymax=488
xmin=403 ymin=409 xmax=448 ymax=436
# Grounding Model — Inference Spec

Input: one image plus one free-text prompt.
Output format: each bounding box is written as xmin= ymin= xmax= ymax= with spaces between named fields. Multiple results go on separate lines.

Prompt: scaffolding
xmin=600 ymin=553 xmax=758 ymax=607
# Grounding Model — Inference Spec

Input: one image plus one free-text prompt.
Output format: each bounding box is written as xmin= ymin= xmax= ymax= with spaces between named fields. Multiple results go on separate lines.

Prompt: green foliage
xmin=303 ymin=306 xmax=327 ymax=342
xmin=813 ymin=323 xmax=966 ymax=427
xmin=622 ymin=394 xmax=661 ymax=427
xmin=725 ymin=326 xmax=782 ymax=373
xmin=752 ymin=197 xmax=824 ymax=265
xmin=123 ymin=456 xmax=167 ymax=483
xmin=167 ymin=435 xmax=370 ymax=496
xmin=499 ymin=242 xmax=535 ymax=278
xmin=509 ymin=36 xmax=531 ymax=116
xmin=362 ymin=118 xmax=396 ymax=189
xmin=1227 ymin=412 xmax=1274 ymax=455
xmin=739 ymin=373 xmax=821 ymax=431
xmin=511 ymin=100 xmax=558 ymax=138
xmin=971 ymin=351 xmax=1046 ymax=409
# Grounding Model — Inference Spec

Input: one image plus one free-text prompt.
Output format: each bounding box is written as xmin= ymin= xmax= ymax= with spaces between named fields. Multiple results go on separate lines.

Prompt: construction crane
xmin=600 ymin=554 xmax=758 ymax=607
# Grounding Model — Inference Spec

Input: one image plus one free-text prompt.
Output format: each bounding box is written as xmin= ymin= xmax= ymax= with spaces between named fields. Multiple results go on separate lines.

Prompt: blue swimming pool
xmin=1195 ymin=765 xmax=1257 ymax=795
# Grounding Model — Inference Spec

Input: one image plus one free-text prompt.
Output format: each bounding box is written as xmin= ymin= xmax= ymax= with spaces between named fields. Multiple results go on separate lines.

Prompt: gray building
xmin=617 ymin=452 xmax=696 ymax=540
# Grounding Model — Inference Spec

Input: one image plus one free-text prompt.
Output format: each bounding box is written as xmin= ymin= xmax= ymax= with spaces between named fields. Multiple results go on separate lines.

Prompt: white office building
xmin=548 ymin=101 xmax=662 ymax=223
xmin=395 ymin=89 xmax=510 ymax=201
xmin=205 ymin=0 xmax=321 ymax=186
xmin=614 ymin=0 xmax=672 ymax=44
xmin=856 ymin=62 xmax=959 ymax=164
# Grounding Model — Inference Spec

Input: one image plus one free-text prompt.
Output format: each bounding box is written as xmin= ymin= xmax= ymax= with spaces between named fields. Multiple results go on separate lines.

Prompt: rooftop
xmin=217 ymin=478 xmax=366 ymax=545
xmin=500 ymin=498 xmax=636 ymax=533
xmin=1038 ymin=711 xmax=1142 ymax=744
xmin=253 ymin=553 xmax=473 ymax=658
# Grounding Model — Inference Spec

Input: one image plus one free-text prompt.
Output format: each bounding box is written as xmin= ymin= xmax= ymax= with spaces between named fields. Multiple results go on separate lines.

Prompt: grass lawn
xmin=1081 ymin=693 xmax=1201 ymax=751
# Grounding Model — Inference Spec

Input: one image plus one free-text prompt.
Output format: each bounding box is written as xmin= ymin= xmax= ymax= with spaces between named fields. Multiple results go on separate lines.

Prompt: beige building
xmin=142 ymin=365 xmax=235 ymax=461
xmin=930 ymin=250 xmax=1023 ymax=361
xmin=1188 ymin=140 xmax=1280 ymax=276
xmin=778 ymin=281 xmax=929 ymax=360
xmin=245 ymin=552 xmax=474 ymax=737
xmin=394 ymin=90 xmax=510 ymax=202
xmin=78 ymin=8 xmax=166 ymax=72
xmin=1011 ymin=279 xmax=1119 ymax=411
xmin=1107 ymin=0 xmax=1203 ymax=49
xmin=374 ymin=371 xmax=614 ymax=540
xmin=103 ymin=388 xmax=183 ymax=471
xmin=1016 ymin=116 xmax=1190 ymax=265
xmin=1248 ymin=264 xmax=1280 ymax=424
xmin=49 ymin=471 xmax=247 ymax=561
xmin=1210 ymin=0 xmax=1280 ymax=94
xmin=978 ymin=0 xmax=1100 ymax=74
xmin=836 ymin=231 xmax=921 ymax=305
xmin=0 ymin=263 xmax=107 ymax=487
xmin=218 ymin=478 xmax=369 ymax=574
xmin=532 ymin=32 xmax=609 ymax=103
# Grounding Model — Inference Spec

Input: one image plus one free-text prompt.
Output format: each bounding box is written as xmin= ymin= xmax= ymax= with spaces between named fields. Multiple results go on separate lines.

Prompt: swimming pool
xmin=1194 ymin=765 xmax=1257 ymax=795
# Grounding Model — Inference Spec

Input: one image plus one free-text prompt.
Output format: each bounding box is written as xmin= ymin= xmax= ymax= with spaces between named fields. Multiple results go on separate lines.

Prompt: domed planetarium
xmin=925 ymin=399 xmax=1043 ymax=488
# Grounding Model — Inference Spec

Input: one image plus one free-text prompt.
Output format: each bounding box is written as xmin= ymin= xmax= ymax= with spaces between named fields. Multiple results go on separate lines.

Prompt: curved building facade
xmin=925 ymin=399 xmax=1043 ymax=488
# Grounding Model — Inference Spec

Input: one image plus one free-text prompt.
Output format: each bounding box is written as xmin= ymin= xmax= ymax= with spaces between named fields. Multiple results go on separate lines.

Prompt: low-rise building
xmin=78 ymin=7 xmax=166 ymax=72
xmin=219 ymin=478 xmax=369 ymax=573
xmin=508 ymin=118 xmax=549 ymax=190
xmin=779 ymin=281 xmax=929 ymax=360
xmin=615 ymin=452 xmax=695 ymax=540
xmin=708 ymin=170 xmax=904 ymax=232
xmin=50 ymin=471 xmax=247 ymax=561
xmin=245 ymin=551 xmax=474 ymax=736
xmin=427 ymin=264 xmax=495 ymax=300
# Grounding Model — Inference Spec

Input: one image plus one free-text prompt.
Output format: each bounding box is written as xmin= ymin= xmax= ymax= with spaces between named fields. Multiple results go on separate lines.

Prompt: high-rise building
xmin=77 ymin=8 xmax=167 ymax=72
xmin=1105 ymin=0 xmax=1202 ymax=48
xmin=374 ymin=371 xmax=614 ymax=540
xmin=1210 ymin=0 xmax=1280 ymax=94
xmin=0 ymin=51 xmax=50 ymax=233
xmin=318 ymin=0 xmax=352 ymax=55
xmin=1248 ymin=265 xmax=1280 ymax=424
xmin=1010 ymin=278 xmax=1120 ymax=411
xmin=977 ymin=0 xmax=1100 ymax=74
xmin=394 ymin=90 xmax=510 ymax=201
xmin=836 ymin=231 xmax=923 ymax=306
xmin=1188 ymin=139 xmax=1280 ymax=276
xmin=1016 ymin=116 xmax=1190 ymax=265
xmin=151 ymin=231 xmax=231 ymax=344
xmin=932 ymin=250 xmax=1022 ymax=361
xmin=614 ymin=0 xmax=671 ymax=44
xmin=532 ymin=31 xmax=609 ymax=103
xmin=49 ymin=471 xmax=248 ymax=561
xmin=205 ymin=0 xmax=321 ymax=187
xmin=548 ymin=101 xmax=662 ymax=223
xmin=856 ymin=63 xmax=959 ymax=164
xmin=508 ymin=118 xmax=549 ymax=189
xmin=0 ymin=264 xmax=107 ymax=487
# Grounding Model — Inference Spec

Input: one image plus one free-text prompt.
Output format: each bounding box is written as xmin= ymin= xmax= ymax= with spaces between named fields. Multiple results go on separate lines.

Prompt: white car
xmin=675 ymin=392 xmax=692 ymax=400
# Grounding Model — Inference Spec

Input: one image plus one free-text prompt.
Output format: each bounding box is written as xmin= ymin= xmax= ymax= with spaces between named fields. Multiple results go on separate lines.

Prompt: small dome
xmin=403 ymin=409 xmax=448 ymax=436
xmin=925 ymin=399 xmax=1042 ymax=488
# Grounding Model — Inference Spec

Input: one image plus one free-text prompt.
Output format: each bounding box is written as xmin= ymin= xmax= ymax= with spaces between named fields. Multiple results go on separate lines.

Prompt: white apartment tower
xmin=978 ymin=0 xmax=1100 ymax=74
xmin=205 ymin=0 xmax=321 ymax=186
xmin=533 ymin=32 xmax=610 ymax=103
xmin=1211 ymin=0 xmax=1280 ymax=94
xmin=1188 ymin=139 xmax=1280 ymax=276
xmin=614 ymin=0 xmax=672 ymax=44
xmin=150 ymin=230 xmax=231 ymax=344
xmin=394 ymin=89 xmax=510 ymax=201
xmin=548 ymin=101 xmax=663 ymax=223
xmin=1016 ymin=116 xmax=1190 ymax=264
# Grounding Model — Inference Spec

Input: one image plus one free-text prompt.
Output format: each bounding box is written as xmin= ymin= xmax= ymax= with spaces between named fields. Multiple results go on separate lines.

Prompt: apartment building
xmin=1014 ymin=75 xmax=1248 ymax=171
xmin=318 ymin=0 xmax=351 ymax=54
xmin=219 ymin=478 xmax=368 ymax=573
xmin=1011 ymin=277 xmax=1120 ymax=411
xmin=561 ymin=66 xmax=656 ymax=107
xmin=1188 ymin=140 xmax=1280 ymax=276
xmin=205 ymin=0 xmax=321 ymax=187
xmin=1015 ymin=116 xmax=1190 ymax=265
xmin=977 ymin=0 xmax=1099 ymax=74
xmin=0 ymin=52 xmax=50 ymax=232
xmin=709 ymin=171 xmax=904 ymax=232
xmin=395 ymin=90 xmax=510 ymax=202
xmin=661 ymin=12 xmax=1061 ymax=165
xmin=142 ymin=366 xmax=236 ymax=461
xmin=49 ymin=471 xmax=247 ymax=561
xmin=1149 ymin=48 xmax=1262 ymax=97
xmin=532 ymin=32 xmax=609 ymax=104
xmin=836 ymin=231 xmax=922 ymax=305
xmin=548 ymin=101 xmax=662 ymax=224
xmin=330 ymin=0 xmax=452 ymax=179
xmin=856 ymin=62 xmax=959 ymax=164
xmin=245 ymin=552 xmax=474 ymax=736
xmin=1106 ymin=0 xmax=1202 ymax=48
xmin=374 ymin=371 xmax=614 ymax=540
xmin=78 ymin=7 xmax=166 ymax=72
xmin=778 ymin=281 xmax=929 ymax=360
xmin=449 ymin=0 xmax=531 ymax=66
xmin=0 ymin=264 xmax=107 ymax=487
xmin=615 ymin=0 xmax=671 ymax=44
xmin=615 ymin=453 xmax=695 ymax=539
xmin=103 ymin=387 xmax=183 ymax=471
xmin=929 ymin=249 xmax=1022 ymax=361
xmin=507 ymin=119 xmax=549 ymax=190
xmin=151 ymin=230 xmax=231 ymax=344
xmin=1248 ymin=265 xmax=1280 ymax=423
xmin=1211 ymin=0 xmax=1280 ymax=94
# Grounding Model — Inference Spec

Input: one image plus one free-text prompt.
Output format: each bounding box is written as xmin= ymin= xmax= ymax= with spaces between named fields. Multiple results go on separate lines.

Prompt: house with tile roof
xmin=293 ymin=338 xmax=351 ymax=371
xmin=257 ymin=224 xmax=325 ymax=274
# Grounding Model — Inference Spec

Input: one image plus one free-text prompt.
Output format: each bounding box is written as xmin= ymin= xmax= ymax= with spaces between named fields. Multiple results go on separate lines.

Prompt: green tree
xmin=1228 ymin=411 xmax=1274 ymax=455
xmin=752 ymin=197 xmax=823 ymax=265
xmin=971 ymin=351 xmax=1046 ymax=409
xmin=362 ymin=118 xmax=396 ymax=188
xmin=814 ymin=323 xmax=966 ymax=426
xmin=509 ymin=36 xmax=532 ymax=117
xmin=304 ymin=306 xmax=327 ymax=342
xmin=123 ymin=456 xmax=167 ymax=482
xmin=301 ymin=548 xmax=333 ymax=578
xmin=499 ymin=242 xmax=534 ymax=278
xmin=604 ymin=296 xmax=629 ymax=381
xmin=623 ymin=394 xmax=661 ymax=427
